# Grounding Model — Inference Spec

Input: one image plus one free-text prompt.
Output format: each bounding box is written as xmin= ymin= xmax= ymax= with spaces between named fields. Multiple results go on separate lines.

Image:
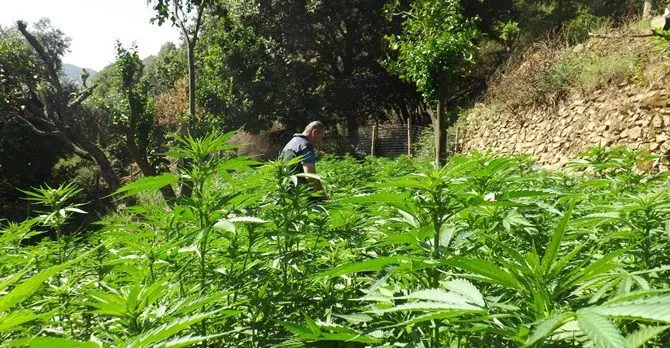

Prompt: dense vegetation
xmin=1 ymin=0 xmax=664 ymax=217
xmin=1 ymin=138 xmax=670 ymax=347
xmin=2 ymin=1 xmax=670 ymax=347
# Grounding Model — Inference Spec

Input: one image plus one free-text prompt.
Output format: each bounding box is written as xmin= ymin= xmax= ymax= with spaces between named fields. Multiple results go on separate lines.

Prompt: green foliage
xmin=537 ymin=46 xmax=638 ymax=99
xmin=0 ymin=24 xmax=69 ymax=219
xmin=2 ymin=141 xmax=670 ymax=346
xmin=385 ymin=0 xmax=479 ymax=102
xmin=499 ymin=20 xmax=520 ymax=47
xmin=566 ymin=8 xmax=611 ymax=44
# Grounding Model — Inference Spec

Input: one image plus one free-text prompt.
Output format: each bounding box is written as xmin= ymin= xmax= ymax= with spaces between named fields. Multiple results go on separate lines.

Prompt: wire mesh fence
xmin=355 ymin=123 xmax=461 ymax=158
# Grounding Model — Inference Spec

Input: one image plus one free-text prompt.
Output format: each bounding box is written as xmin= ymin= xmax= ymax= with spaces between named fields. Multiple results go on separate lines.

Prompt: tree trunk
xmin=644 ymin=0 xmax=654 ymax=19
xmin=346 ymin=113 xmax=359 ymax=142
xmin=126 ymin=91 xmax=177 ymax=201
xmin=68 ymin=129 xmax=120 ymax=190
xmin=434 ymin=87 xmax=448 ymax=167
xmin=407 ymin=116 xmax=413 ymax=157
xmin=187 ymin=42 xmax=197 ymax=125
xmin=16 ymin=21 xmax=121 ymax=192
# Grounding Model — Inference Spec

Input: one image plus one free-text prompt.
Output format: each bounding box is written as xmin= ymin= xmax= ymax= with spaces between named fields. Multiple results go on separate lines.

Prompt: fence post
xmin=454 ymin=128 xmax=459 ymax=154
xmin=371 ymin=123 xmax=378 ymax=156
xmin=407 ymin=117 xmax=413 ymax=157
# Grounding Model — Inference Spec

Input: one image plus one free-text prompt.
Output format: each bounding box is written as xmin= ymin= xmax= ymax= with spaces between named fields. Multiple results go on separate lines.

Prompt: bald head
xmin=304 ymin=121 xmax=325 ymax=134
xmin=302 ymin=121 xmax=326 ymax=144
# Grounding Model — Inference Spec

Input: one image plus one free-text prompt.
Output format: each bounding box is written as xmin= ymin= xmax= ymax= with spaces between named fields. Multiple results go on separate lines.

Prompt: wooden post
xmin=371 ymin=123 xmax=378 ymax=156
xmin=454 ymin=128 xmax=459 ymax=154
xmin=407 ymin=117 xmax=413 ymax=157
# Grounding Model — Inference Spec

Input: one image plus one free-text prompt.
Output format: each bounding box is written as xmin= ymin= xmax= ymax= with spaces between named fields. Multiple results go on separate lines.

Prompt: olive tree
xmin=385 ymin=0 xmax=478 ymax=166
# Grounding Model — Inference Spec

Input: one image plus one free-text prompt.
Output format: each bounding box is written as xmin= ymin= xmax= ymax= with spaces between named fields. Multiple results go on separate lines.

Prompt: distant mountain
xmin=61 ymin=63 xmax=98 ymax=85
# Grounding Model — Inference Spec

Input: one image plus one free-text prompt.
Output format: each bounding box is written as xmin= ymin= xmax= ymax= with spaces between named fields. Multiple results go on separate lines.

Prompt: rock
xmin=587 ymin=122 xmax=596 ymax=131
xmin=652 ymin=116 xmax=664 ymax=128
xmin=629 ymin=126 xmax=643 ymax=139
xmin=640 ymin=91 xmax=667 ymax=109
xmin=573 ymin=44 xmax=585 ymax=53
xmin=657 ymin=133 xmax=669 ymax=143
xmin=651 ymin=12 xmax=670 ymax=31
xmin=620 ymin=129 xmax=629 ymax=138
xmin=634 ymin=91 xmax=658 ymax=102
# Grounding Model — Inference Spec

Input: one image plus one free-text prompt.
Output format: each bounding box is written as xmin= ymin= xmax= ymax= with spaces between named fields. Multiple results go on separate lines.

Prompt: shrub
xmin=566 ymin=9 xmax=611 ymax=44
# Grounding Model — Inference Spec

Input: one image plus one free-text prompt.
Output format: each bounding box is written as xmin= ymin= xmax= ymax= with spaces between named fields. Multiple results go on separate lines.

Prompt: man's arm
xmin=302 ymin=163 xmax=325 ymax=192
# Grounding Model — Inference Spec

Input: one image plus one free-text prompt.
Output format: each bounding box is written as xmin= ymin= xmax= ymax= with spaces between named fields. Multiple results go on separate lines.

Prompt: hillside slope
xmin=458 ymin=23 xmax=670 ymax=171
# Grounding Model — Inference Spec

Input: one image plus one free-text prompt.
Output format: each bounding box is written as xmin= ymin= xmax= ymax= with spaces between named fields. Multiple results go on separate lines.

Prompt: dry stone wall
xmin=460 ymin=84 xmax=670 ymax=170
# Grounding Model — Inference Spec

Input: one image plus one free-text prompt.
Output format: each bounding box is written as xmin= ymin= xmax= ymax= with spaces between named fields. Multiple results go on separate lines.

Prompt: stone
xmin=657 ymin=133 xmax=669 ymax=143
xmin=620 ymin=129 xmax=629 ymax=138
xmin=640 ymin=91 xmax=667 ymax=109
xmin=629 ymin=126 xmax=643 ymax=139
xmin=637 ymin=118 xmax=651 ymax=127
xmin=651 ymin=14 xmax=670 ymax=31
xmin=652 ymin=116 xmax=664 ymax=128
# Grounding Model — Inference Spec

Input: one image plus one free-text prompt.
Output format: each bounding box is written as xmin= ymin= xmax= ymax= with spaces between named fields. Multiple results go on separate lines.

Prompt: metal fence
xmin=355 ymin=123 xmax=460 ymax=158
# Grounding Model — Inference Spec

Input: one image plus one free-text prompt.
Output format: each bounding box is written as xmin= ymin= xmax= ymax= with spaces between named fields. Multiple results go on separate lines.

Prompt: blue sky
xmin=0 ymin=0 xmax=181 ymax=71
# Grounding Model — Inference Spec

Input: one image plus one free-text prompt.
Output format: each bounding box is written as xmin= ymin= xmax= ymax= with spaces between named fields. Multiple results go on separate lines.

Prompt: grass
xmin=483 ymin=19 xmax=655 ymax=112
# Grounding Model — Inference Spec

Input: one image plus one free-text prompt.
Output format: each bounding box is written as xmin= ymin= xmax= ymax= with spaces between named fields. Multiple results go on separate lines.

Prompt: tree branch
xmin=16 ymin=21 xmax=63 ymax=92
xmin=588 ymin=32 xmax=654 ymax=38
xmin=173 ymin=0 xmax=192 ymax=45
xmin=68 ymin=84 xmax=97 ymax=109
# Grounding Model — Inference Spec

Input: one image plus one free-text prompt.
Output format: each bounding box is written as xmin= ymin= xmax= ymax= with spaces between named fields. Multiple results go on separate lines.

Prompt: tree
xmin=196 ymin=0 xmax=428 ymax=137
xmin=385 ymin=0 xmax=479 ymax=166
xmin=148 ymin=0 xmax=212 ymax=127
xmin=6 ymin=20 xmax=120 ymax=190
xmin=115 ymin=44 xmax=176 ymax=201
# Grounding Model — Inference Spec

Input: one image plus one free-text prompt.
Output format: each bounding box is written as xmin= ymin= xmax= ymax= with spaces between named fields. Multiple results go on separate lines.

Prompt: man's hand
xmin=302 ymin=163 xmax=325 ymax=192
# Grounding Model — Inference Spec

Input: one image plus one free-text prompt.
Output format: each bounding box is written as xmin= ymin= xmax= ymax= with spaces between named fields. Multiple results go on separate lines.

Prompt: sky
xmin=0 ymin=0 xmax=182 ymax=71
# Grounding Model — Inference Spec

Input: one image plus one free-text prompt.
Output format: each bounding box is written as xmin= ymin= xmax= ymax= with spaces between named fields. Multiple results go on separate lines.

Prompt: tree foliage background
xmin=0 ymin=0 xmax=660 ymax=218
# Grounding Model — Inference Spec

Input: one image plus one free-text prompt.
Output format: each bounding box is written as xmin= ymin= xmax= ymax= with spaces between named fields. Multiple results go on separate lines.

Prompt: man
xmin=280 ymin=121 xmax=326 ymax=194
